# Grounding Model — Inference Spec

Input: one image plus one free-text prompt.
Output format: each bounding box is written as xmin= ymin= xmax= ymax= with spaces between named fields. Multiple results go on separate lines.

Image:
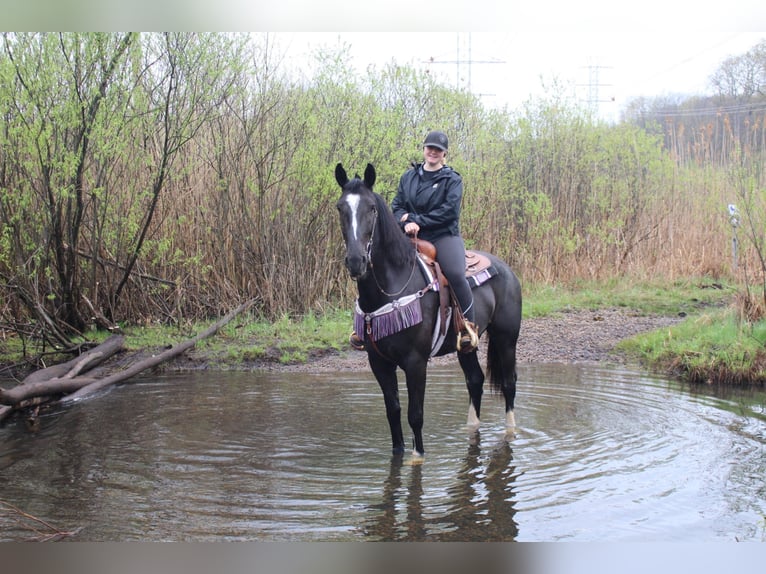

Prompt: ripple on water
xmin=0 ymin=364 xmax=764 ymax=542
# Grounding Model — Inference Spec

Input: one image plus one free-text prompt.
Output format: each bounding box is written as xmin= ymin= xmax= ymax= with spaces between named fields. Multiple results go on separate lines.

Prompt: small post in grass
xmin=728 ymin=203 xmax=740 ymax=271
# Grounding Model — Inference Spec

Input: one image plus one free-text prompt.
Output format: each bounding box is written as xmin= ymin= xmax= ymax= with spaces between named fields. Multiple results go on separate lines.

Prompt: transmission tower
xmin=578 ymin=61 xmax=614 ymax=115
xmin=424 ymin=33 xmax=505 ymax=97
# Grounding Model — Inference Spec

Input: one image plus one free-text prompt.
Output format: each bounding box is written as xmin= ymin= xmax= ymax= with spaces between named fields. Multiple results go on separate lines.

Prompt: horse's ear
xmin=335 ymin=163 xmax=348 ymax=188
xmin=364 ymin=163 xmax=376 ymax=189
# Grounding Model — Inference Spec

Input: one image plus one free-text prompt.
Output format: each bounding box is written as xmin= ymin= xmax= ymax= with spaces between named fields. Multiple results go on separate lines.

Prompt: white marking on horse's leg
xmin=466 ymin=402 xmax=480 ymax=430
xmin=345 ymin=194 xmax=361 ymax=240
xmin=505 ymin=409 xmax=516 ymax=431
xmin=406 ymin=451 xmax=425 ymax=466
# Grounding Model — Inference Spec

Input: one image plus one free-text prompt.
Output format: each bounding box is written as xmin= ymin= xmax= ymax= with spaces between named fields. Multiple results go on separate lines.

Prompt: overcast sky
xmin=270 ymin=1 xmax=765 ymax=120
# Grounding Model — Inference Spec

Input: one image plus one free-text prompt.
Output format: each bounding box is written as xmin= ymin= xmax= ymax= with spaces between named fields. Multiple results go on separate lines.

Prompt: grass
xmin=618 ymin=308 xmax=766 ymax=385
xmin=522 ymin=276 xmax=766 ymax=385
xmin=0 ymin=308 xmax=355 ymax=375
xmin=114 ymin=308 xmax=355 ymax=367
xmin=523 ymin=276 xmax=732 ymax=318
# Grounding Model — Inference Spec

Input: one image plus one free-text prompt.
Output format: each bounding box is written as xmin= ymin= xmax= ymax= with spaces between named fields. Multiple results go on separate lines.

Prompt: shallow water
xmin=1 ymin=362 xmax=764 ymax=541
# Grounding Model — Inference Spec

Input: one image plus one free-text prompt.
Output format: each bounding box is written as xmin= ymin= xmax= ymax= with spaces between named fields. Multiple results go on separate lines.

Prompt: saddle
xmin=412 ymin=238 xmax=492 ymax=279
xmin=411 ymin=237 xmax=496 ymax=336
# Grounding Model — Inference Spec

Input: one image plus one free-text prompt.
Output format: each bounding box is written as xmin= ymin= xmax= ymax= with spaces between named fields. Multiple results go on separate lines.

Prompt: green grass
xmin=0 ymin=308 xmax=355 ymax=372
xmin=523 ymin=276 xmax=766 ymax=385
xmin=523 ymin=276 xmax=732 ymax=318
xmin=618 ymin=308 xmax=766 ymax=384
xmin=118 ymin=308 xmax=356 ymax=366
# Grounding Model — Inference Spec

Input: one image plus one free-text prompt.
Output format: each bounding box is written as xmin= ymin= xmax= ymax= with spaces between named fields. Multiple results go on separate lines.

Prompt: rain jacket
xmin=390 ymin=163 xmax=463 ymax=243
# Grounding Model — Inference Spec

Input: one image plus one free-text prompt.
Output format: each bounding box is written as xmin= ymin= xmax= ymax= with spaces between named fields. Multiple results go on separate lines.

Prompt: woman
xmin=350 ymin=130 xmax=479 ymax=353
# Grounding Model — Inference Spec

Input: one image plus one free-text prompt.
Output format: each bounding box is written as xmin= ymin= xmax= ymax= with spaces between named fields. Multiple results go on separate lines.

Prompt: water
xmin=1 ymin=363 xmax=764 ymax=542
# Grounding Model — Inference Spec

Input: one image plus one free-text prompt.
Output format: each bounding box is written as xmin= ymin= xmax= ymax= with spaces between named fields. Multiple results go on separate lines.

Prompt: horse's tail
xmin=485 ymin=331 xmax=502 ymax=394
xmin=487 ymin=330 xmax=516 ymax=398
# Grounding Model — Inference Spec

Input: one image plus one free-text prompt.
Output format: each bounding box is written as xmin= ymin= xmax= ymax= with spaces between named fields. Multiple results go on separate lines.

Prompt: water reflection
xmin=363 ymin=433 xmax=519 ymax=541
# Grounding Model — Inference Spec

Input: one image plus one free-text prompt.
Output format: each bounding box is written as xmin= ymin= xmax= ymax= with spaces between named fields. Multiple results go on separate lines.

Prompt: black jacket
xmin=390 ymin=163 xmax=463 ymax=242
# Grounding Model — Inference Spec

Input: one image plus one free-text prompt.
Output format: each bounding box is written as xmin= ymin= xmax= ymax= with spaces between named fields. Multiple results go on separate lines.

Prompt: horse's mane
xmin=371 ymin=190 xmax=414 ymax=267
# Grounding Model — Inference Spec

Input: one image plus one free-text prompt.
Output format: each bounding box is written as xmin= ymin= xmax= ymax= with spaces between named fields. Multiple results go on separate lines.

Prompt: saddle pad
xmin=465 ymin=250 xmax=491 ymax=277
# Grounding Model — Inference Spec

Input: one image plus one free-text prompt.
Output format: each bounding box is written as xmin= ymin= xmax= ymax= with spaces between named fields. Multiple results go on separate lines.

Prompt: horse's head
xmin=335 ymin=163 xmax=377 ymax=280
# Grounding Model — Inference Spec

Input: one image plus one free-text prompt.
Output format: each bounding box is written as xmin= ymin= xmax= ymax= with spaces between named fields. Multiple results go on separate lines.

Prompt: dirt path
xmin=254 ymin=308 xmax=682 ymax=373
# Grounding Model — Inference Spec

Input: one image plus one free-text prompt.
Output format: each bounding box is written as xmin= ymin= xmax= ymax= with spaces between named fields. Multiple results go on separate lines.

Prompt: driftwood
xmin=0 ymin=499 xmax=83 ymax=541
xmin=0 ymin=334 xmax=124 ymax=405
xmin=0 ymin=299 xmax=255 ymax=423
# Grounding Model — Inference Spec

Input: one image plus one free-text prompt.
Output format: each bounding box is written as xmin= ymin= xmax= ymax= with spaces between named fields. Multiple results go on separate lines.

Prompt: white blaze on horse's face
xmin=345 ymin=194 xmax=361 ymax=242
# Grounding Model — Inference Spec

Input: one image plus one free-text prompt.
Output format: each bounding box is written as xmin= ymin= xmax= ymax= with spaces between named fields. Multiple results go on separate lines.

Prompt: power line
xmin=644 ymin=100 xmax=766 ymax=118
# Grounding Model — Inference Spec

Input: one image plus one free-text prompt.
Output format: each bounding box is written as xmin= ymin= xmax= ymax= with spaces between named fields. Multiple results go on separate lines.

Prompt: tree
xmin=0 ymin=32 xmax=137 ymax=346
xmin=710 ymin=40 xmax=766 ymax=100
xmin=107 ymin=33 xmax=246 ymax=319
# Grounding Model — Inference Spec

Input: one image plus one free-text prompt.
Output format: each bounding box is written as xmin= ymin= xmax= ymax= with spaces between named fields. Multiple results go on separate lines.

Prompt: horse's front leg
xmin=403 ymin=361 xmax=428 ymax=457
xmin=370 ymin=356 xmax=406 ymax=454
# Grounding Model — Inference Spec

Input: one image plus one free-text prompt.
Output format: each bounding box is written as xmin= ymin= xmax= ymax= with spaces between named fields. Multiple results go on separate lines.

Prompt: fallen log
xmin=0 ymin=299 xmax=255 ymax=420
xmin=0 ymin=335 xmax=124 ymax=406
xmin=61 ymin=299 xmax=255 ymax=403
xmin=16 ymin=335 xmax=125 ymax=386
xmin=0 ymin=335 xmax=126 ymax=423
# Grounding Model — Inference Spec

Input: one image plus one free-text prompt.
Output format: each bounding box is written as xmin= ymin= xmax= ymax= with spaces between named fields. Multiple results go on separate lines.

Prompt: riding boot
xmin=349 ymin=331 xmax=365 ymax=351
xmin=457 ymin=302 xmax=479 ymax=353
xmin=458 ymin=320 xmax=479 ymax=353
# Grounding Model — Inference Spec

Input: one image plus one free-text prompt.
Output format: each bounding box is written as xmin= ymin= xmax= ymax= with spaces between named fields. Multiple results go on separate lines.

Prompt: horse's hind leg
xmin=503 ymin=344 xmax=519 ymax=431
xmin=503 ymin=366 xmax=518 ymax=431
xmin=458 ymin=351 xmax=485 ymax=431
xmin=485 ymin=325 xmax=519 ymax=433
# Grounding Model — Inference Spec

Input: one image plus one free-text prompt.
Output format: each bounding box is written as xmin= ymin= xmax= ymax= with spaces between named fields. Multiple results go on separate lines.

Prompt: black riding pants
xmin=433 ymin=235 xmax=474 ymax=323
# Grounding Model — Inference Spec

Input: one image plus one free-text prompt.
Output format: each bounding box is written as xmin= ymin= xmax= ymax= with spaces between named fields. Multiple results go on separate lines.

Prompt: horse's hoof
xmin=406 ymin=451 xmax=425 ymax=465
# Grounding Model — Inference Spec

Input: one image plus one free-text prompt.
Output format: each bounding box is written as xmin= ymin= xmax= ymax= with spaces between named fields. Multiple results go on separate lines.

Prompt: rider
xmin=349 ymin=130 xmax=480 ymax=353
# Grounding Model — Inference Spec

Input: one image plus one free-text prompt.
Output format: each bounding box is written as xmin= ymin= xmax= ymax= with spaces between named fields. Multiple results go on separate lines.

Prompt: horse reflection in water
xmin=361 ymin=439 xmax=519 ymax=541
xmin=335 ymin=163 xmax=522 ymax=458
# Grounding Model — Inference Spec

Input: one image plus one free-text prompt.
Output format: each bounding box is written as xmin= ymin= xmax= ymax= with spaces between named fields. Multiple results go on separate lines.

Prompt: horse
xmin=335 ymin=162 xmax=522 ymax=458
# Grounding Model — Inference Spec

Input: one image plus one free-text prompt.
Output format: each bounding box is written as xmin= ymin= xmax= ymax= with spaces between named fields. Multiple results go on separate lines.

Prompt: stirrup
xmin=349 ymin=331 xmax=365 ymax=351
xmin=458 ymin=321 xmax=479 ymax=353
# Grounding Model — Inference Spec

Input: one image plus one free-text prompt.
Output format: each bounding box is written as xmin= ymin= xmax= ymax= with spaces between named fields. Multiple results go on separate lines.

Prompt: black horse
xmin=335 ymin=163 xmax=522 ymax=457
